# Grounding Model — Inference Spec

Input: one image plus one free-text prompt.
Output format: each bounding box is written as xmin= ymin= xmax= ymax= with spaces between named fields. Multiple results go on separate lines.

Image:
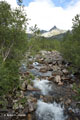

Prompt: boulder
xmin=42 ymin=96 xmax=54 ymax=103
xmin=27 ymin=85 xmax=34 ymax=91
xmin=27 ymin=113 xmax=32 ymax=120
xmin=62 ymin=69 xmax=68 ymax=74
xmin=22 ymin=96 xmax=37 ymax=113
xmin=40 ymin=67 xmax=48 ymax=73
xmin=18 ymin=104 xmax=24 ymax=109
xmin=62 ymin=76 xmax=70 ymax=81
xmin=19 ymin=64 xmax=27 ymax=74
xmin=20 ymin=91 xmax=24 ymax=98
xmin=37 ymin=58 xmax=45 ymax=64
xmin=53 ymin=65 xmax=61 ymax=71
xmin=52 ymin=70 xmax=63 ymax=76
xmin=58 ymin=81 xmax=63 ymax=86
xmin=48 ymin=66 xmax=53 ymax=71
xmin=27 ymin=96 xmax=37 ymax=103
xmin=28 ymin=103 xmax=34 ymax=112
xmin=28 ymin=102 xmax=37 ymax=112
xmin=45 ymin=58 xmax=53 ymax=64
xmin=54 ymin=75 xmax=61 ymax=83
xmin=23 ymin=105 xmax=29 ymax=114
xmin=65 ymin=99 xmax=72 ymax=105
xmin=40 ymin=50 xmax=48 ymax=55
xmin=27 ymin=84 xmax=40 ymax=91
xmin=48 ymin=76 xmax=54 ymax=81
xmin=57 ymin=61 xmax=62 ymax=65
xmin=30 ymin=97 xmax=37 ymax=103
xmin=21 ymin=80 xmax=27 ymax=91
xmin=13 ymin=99 xmax=18 ymax=103
xmin=52 ymin=61 xmax=57 ymax=65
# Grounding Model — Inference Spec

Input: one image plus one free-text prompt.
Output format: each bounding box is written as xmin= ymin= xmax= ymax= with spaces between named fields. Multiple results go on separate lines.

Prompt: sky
xmin=0 ymin=0 xmax=80 ymax=31
xmin=20 ymin=0 xmax=79 ymax=8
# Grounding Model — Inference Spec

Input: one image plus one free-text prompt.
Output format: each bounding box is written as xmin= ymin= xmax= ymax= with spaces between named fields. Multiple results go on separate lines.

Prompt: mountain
xmin=49 ymin=26 xmax=57 ymax=31
xmin=41 ymin=26 xmax=67 ymax=38
xmin=40 ymin=30 xmax=48 ymax=34
xmin=47 ymin=33 xmax=66 ymax=40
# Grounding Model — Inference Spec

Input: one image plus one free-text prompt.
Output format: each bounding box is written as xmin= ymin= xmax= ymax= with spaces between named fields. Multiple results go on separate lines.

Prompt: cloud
xmin=0 ymin=0 xmax=80 ymax=30
xmin=25 ymin=0 xmax=80 ymax=30
xmin=0 ymin=0 xmax=17 ymax=8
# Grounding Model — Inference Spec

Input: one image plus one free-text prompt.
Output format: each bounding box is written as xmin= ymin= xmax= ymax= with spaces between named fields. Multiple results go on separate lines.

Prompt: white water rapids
xmin=32 ymin=62 xmax=68 ymax=120
xmin=36 ymin=100 xmax=67 ymax=120
xmin=33 ymin=78 xmax=67 ymax=120
xmin=33 ymin=79 xmax=52 ymax=95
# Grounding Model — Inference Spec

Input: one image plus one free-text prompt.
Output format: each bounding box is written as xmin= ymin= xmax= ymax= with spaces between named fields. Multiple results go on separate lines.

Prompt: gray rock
xmin=54 ymin=75 xmax=61 ymax=83
xmin=19 ymin=64 xmax=27 ymax=73
xmin=21 ymin=80 xmax=27 ymax=91
xmin=62 ymin=69 xmax=68 ymax=74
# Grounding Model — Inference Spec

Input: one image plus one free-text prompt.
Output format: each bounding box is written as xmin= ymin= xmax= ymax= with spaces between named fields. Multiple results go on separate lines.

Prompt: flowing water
xmin=36 ymin=100 xmax=67 ymax=120
xmin=33 ymin=78 xmax=68 ymax=120
xmin=33 ymin=79 xmax=52 ymax=95
xmin=29 ymin=62 xmax=68 ymax=120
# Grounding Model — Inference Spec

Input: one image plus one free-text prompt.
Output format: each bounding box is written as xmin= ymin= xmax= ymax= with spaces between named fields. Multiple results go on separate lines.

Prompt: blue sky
xmin=17 ymin=0 xmax=79 ymax=8
xmin=52 ymin=0 xmax=78 ymax=8
xmin=18 ymin=0 xmax=33 ymax=6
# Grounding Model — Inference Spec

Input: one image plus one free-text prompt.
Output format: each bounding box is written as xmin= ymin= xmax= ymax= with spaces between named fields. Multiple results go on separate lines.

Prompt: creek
xmin=28 ymin=61 xmax=68 ymax=120
xmin=22 ymin=51 xmax=80 ymax=120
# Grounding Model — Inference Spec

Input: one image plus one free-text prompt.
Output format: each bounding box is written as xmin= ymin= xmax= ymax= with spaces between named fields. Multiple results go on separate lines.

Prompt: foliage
xmin=13 ymin=97 xmax=27 ymax=110
xmin=0 ymin=1 xmax=28 ymax=62
xmin=0 ymin=96 xmax=8 ymax=109
xmin=29 ymin=24 xmax=40 ymax=36
xmin=60 ymin=14 xmax=80 ymax=68
xmin=0 ymin=60 xmax=19 ymax=96
xmin=27 ymin=35 xmax=61 ymax=55
xmin=18 ymin=97 xmax=27 ymax=105
xmin=72 ymin=83 xmax=80 ymax=100
xmin=17 ymin=0 xmax=23 ymax=6
xmin=60 ymin=14 xmax=80 ymax=100
xmin=0 ymin=1 xmax=28 ymax=97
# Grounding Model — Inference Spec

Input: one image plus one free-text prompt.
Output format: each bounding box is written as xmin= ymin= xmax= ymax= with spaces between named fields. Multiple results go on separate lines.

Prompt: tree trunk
xmin=3 ymin=43 xmax=14 ymax=62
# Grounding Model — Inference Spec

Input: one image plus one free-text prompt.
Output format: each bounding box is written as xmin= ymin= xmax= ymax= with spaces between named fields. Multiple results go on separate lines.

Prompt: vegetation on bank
xmin=61 ymin=14 xmax=80 ymax=68
xmin=0 ymin=1 xmax=28 ymax=99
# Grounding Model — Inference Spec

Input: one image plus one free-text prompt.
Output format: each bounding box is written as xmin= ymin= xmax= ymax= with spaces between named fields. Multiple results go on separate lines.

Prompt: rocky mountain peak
xmin=41 ymin=26 xmax=66 ymax=38
xmin=49 ymin=26 xmax=58 ymax=31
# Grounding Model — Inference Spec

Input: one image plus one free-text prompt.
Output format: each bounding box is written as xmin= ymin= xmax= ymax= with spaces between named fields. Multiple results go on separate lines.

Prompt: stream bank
xmin=0 ymin=50 xmax=80 ymax=120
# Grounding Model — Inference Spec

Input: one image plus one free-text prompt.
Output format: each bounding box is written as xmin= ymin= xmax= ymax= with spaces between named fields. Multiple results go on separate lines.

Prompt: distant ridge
xmin=40 ymin=30 xmax=48 ymax=34
xmin=27 ymin=26 xmax=67 ymax=39
xmin=41 ymin=26 xmax=67 ymax=38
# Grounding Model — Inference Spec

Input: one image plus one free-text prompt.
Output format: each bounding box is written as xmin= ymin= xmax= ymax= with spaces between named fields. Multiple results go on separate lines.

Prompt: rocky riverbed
xmin=0 ymin=50 xmax=80 ymax=120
